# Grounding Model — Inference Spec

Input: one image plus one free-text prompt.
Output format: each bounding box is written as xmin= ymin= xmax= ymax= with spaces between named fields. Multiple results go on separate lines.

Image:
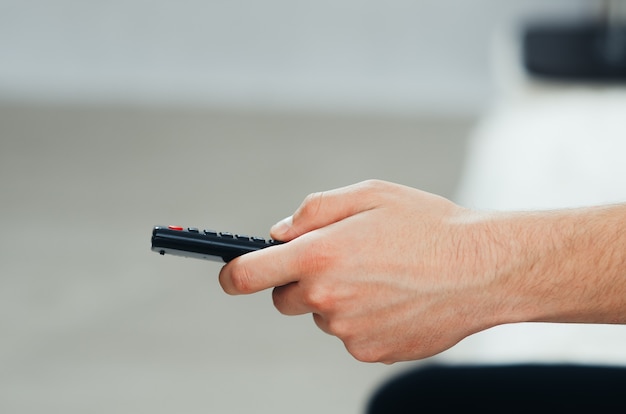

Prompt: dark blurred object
xmin=367 ymin=364 xmax=626 ymax=413
xmin=523 ymin=0 xmax=626 ymax=81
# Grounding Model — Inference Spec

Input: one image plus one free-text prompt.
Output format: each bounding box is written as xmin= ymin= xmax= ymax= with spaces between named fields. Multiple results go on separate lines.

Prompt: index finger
xmin=270 ymin=180 xmax=384 ymax=242
xmin=218 ymin=241 xmax=300 ymax=295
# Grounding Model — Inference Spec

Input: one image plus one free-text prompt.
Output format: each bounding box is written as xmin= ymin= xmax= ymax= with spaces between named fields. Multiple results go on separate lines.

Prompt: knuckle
xmin=302 ymin=283 xmax=335 ymax=313
xmin=354 ymin=179 xmax=394 ymax=208
xmin=271 ymin=285 xmax=291 ymax=315
xmin=359 ymin=178 xmax=385 ymax=190
xmin=298 ymin=191 xmax=325 ymax=219
xmin=324 ymin=317 xmax=351 ymax=338
xmin=346 ymin=343 xmax=385 ymax=364
xmin=271 ymin=287 xmax=284 ymax=312
xmin=228 ymin=264 xmax=255 ymax=294
xmin=357 ymin=179 xmax=391 ymax=196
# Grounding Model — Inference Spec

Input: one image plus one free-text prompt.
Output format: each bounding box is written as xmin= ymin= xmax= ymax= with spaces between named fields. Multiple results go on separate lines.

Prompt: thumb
xmin=270 ymin=181 xmax=382 ymax=241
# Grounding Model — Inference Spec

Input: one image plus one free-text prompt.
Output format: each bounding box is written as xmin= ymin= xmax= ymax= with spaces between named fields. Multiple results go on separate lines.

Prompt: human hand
xmin=219 ymin=180 xmax=511 ymax=363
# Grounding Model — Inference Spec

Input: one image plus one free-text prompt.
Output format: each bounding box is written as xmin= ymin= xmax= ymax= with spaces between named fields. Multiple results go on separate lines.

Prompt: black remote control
xmin=151 ymin=225 xmax=284 ymax=262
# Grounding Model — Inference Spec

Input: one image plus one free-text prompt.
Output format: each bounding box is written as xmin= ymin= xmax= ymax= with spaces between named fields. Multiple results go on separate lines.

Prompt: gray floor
xmin=0 ymin=104 xmax=473 ymax=413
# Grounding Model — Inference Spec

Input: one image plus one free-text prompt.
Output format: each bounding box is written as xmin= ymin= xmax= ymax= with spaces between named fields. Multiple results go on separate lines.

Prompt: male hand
xmin=219 ymin=180 xmax=506 ymax=363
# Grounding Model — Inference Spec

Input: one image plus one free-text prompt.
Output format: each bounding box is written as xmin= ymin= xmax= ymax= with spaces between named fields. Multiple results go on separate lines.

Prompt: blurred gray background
xmin=0 ymin=1 xmax=601 ymax=413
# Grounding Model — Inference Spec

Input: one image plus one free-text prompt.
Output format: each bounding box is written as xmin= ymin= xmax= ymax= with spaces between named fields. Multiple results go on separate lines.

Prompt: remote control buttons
xmin=152 ymin=224 xmax=284 ymax=263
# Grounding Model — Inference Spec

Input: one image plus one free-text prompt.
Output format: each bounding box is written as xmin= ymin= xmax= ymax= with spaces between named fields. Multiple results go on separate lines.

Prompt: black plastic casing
xmin=151 ymin=226 xmax=283 ymax=263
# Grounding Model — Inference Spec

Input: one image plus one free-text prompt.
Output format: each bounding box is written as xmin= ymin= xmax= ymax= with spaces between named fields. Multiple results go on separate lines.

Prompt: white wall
xmin=0 ymin=0 xmax=594 ymax=115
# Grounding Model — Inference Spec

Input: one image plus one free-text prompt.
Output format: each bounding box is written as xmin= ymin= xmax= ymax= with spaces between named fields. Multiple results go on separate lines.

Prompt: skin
xmin=218 ymin=179 xmax=626 ymax=364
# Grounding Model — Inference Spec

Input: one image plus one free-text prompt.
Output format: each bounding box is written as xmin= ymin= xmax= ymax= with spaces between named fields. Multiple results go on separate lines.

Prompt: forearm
xmin=484 ymin=204 xmax=626 ymax=327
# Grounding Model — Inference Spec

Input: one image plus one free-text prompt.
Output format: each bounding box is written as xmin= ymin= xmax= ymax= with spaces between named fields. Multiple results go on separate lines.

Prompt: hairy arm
xmin=218 ymin=180 xmax=626 ymax=363
xmin=498 ymin=204 xmax=626 ymax=326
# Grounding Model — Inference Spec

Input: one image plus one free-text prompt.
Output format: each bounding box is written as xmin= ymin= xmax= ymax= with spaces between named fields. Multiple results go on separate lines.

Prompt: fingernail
xmin=271 ymin=216 xmax=293 ymax=237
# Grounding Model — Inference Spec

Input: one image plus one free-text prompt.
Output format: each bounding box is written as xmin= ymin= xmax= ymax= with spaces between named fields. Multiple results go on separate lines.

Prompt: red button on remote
xmin=168 ymin=225 xmax=184 ymax=231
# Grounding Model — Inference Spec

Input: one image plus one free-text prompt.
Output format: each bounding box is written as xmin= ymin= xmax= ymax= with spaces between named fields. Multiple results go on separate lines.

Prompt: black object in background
xmin=366 ymin=364 xmax=626 ymax=412
xmin=523 ymin=0 xmax=626 ymax=81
